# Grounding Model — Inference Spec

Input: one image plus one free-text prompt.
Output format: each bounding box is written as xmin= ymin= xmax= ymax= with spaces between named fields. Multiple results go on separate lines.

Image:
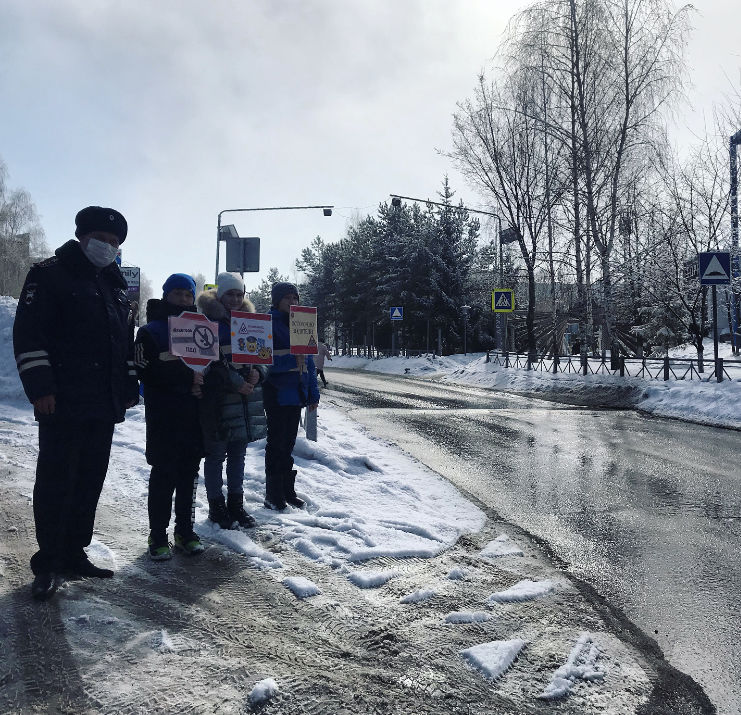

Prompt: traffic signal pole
xmin=730 ymin=130 xmax=740 ymax=354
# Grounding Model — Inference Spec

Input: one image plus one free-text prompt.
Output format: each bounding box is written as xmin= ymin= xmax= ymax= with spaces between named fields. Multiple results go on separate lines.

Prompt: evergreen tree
xmin=247 ymin=267 xmax=289 ymax=313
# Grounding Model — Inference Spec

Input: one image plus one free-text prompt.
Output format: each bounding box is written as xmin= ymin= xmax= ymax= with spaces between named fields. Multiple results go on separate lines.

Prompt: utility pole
xmin=730 ymin=130 xmax=741 ymax=354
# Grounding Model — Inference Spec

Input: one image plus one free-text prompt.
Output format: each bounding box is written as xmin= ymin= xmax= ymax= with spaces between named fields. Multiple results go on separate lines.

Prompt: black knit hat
xmin=271 ymin=282 xmax=300 ymax=307
xmin=75 ymin=206 xmax=128 ymax=244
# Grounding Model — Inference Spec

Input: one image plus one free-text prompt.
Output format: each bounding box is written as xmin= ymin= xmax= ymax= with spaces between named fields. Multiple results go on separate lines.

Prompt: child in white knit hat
xmin=196 ymin=272 xmax=266 ymax=529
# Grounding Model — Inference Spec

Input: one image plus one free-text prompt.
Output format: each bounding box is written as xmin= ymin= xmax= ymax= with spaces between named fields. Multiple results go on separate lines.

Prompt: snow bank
xmin=249 ymin=678 xmax=279 ymax=705
xmin=443 ymin=611 xmax=493 ymax=624
xmin=347 ymin=569 xmax=398 ymax=589
xmin=459 ymin=639 xmax=526 ymax=680
xmin=538 ymin=633 xmax=606 ymax=699
xmin=330 ymin=348 xmax=741 ymax=430
xmin=0 ymin=297 xmax=27 ymax=402
xmin=486 ymin=579 xmax=555 ymax=604
xmin=282 ymin=576 xmax=321 ymax=599
xmin=480 ymin=534 xmax=524 ymax=559
xmin=400 ymin=588 xmax=436 ymax=604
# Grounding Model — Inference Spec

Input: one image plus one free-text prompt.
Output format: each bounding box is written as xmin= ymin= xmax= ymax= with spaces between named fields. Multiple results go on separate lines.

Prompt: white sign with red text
xmin=289 ymin=305 xmax=318 ymax=355
xmin=168 ymin=311 xmax=219 ymax=372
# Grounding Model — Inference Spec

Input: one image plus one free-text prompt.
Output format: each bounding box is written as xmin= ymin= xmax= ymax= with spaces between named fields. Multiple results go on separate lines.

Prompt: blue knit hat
xmin=271 ymin=282 xmax=300 ymax=307
xmin=162 ymin=273 xmax=196 ymax=298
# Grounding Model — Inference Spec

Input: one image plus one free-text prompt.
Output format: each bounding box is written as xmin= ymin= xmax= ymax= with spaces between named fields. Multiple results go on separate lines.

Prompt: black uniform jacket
xmin=134 ymin=299 xmax=204 ymax=466
xmin=13 ymin=240 xmax=138 ymax=423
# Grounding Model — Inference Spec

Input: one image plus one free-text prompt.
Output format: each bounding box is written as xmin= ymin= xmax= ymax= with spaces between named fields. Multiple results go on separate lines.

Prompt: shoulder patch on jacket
xmin=21 ymin=282 xmax=39 ymax=305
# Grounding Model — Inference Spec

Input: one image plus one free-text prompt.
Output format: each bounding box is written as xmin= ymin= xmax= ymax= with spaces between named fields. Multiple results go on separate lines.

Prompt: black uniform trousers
xmin=31 ymin=419 xmax=115 ymax=575
xmin=147 ymin=457 xmax=201 ymax=536
xmin=263 ymin=384 xmax=302 ymax=480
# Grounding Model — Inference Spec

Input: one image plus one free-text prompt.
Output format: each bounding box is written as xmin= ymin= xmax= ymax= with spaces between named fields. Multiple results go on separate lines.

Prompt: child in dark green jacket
xmin=197 ymin=273 xmax=267 ymax=529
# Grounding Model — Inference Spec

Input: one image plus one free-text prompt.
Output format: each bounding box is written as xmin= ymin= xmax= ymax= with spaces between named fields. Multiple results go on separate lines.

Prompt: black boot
xmin=227 ymin=493 xmax=256 ymax=528
xmin=64 ymin=551 xmax=114 ymax=579
xmin=208 ymin=496 xmax=236 ymax=529
xmin=283 ymin=470 xmax=305 ymax=508
xmin=71 ymin=559 xmax=114 ymax=578
xmin=31 ymin=572 xmax=57 ymax=600
xmin=264 ymin=473 xmax=287 ymax=511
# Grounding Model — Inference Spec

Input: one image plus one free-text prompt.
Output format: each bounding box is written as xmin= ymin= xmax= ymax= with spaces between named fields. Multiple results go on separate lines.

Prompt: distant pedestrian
xmin=135 ymin=273 xmax=205 ymax=560
xmin=315 ymin=341 xmax=332 ymax=387
xmin=13 ymin=205 xmax=139 ymax=600
xmin=197 ymin=272 xmax=267 ymax=530
xmin=263 ymin=282 xmax=320 ymax=510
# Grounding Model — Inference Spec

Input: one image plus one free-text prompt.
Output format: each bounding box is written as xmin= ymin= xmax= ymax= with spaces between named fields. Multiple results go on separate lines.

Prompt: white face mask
xmin=81 ymin=238 xmax=119 ymax=267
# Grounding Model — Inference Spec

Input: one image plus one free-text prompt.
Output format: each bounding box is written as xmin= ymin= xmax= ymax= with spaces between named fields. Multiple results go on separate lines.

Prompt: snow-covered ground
xmin=0 ymin=295 xmax=627 ymax=705
xmin=327 ymin=342 xmax=741 ymax=431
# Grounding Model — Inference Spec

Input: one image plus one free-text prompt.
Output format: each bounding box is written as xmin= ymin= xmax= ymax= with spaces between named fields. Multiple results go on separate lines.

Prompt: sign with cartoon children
xmin=289 ymin=305 xmax=319 ymax=355
xmin=230 ymin=311 xmax=273 ymax=364
xmin=168 ymin=312 xmax=220 ymax=371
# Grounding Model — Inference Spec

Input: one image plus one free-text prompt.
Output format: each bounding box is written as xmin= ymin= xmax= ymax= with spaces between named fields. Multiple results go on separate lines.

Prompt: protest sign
xmin=230 ymin=311 xmax=273 ymax=364
xmin=289 ymin=306 xmax=318 ymax=355
xmin=168 ymin=311 xmax=219 ymax=371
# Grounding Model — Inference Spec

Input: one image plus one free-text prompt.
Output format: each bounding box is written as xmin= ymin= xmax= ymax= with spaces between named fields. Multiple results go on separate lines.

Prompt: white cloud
xmin=2 ymin=0 xmax=738 ymax=293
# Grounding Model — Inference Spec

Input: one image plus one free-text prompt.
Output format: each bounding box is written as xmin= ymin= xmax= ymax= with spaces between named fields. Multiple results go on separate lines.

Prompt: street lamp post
xmin=390 ymin=194 xmax=507 ymax=353
xmin=216 ymin=204 xmax=333 ymax=282
xmin=462 ymin=304 xmax=471 ymax=355
xmin=730 ymin=129 xmax=741 ymax=354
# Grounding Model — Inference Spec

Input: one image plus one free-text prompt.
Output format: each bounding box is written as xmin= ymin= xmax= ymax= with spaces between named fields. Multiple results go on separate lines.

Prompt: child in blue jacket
xmin=134 ymin=273 xmax=205 ymax=559
xmin=263 ymin=282 xmax=319 ymax=510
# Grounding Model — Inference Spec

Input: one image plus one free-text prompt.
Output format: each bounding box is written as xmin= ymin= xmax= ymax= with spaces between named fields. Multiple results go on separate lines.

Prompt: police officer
xmin=13 ymin=205 xmax=140 ymax=600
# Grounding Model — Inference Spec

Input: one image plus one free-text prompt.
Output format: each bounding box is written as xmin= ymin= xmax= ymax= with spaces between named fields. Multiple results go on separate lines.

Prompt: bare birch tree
xmin=0 ymin=159 xmax=47 ymax=297
xmin=451 ymin=69 xmax=567 ymax=359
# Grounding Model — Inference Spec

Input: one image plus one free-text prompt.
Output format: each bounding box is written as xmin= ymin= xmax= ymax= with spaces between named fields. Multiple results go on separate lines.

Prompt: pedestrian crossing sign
xmin=390 ymin=306 xmax=403 ymax=320
xmin=698 ymin=252 xmax=731 ymax=285
xmin=491 ymin=289 xmax=515 ymax=313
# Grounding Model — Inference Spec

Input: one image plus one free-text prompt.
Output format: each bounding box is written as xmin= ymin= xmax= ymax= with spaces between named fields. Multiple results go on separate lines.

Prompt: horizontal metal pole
xmin=390 ymin=194 xmax=501 ymax=220
xmin=219 ymin=205 xmax=333 ymax=219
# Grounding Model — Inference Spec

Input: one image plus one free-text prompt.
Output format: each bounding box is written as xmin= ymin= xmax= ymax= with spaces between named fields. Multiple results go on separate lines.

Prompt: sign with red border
xmin=230 ymin=311 xmax=274 ymax=365
xmin=168 ymin=311 xmax=219 ymax=371
xmin=289 ymin=305 xmax=318 ymax=355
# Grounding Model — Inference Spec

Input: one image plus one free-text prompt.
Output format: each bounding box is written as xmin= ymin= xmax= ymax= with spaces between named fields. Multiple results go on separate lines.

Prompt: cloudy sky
xmin=1 ymin=0 xmax=739 ymax=296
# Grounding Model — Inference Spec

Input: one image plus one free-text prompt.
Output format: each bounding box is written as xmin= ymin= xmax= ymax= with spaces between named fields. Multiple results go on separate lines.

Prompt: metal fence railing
xmin=484 ymin=351 xmax=741 ymax=384
xmin=334 ymin=346 xmax=741 ymax=383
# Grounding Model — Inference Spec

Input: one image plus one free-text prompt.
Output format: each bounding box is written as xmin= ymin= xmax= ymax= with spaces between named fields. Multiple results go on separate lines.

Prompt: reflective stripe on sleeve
xmin=133 ymin=343 xmax=148 ymax=367
xmin=15 ymin=349 xmax=49 ymax=364
xmin=18 ymin=359 xmax=51 ymax=374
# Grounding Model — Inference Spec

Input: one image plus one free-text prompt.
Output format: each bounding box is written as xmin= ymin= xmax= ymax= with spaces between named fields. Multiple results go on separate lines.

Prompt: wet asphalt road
xmin=322 ymin=368 xmax=741 ymax=714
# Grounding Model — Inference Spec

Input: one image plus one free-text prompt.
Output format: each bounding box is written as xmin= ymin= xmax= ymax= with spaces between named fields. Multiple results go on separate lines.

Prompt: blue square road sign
xmin=698 ymin=252 xmax=731 ymax=285
xmin=491 ymin=290 xmax=515 ymax=313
